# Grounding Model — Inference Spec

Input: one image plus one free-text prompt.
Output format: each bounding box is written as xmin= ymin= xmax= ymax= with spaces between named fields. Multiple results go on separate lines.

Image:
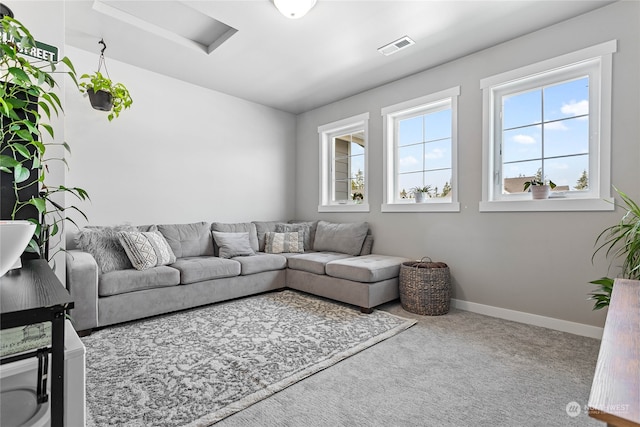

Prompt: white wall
xmin=64 ymin=46 xmax=297 ymax=229
xmin=294 ymin=1 xmax=640 ymax=331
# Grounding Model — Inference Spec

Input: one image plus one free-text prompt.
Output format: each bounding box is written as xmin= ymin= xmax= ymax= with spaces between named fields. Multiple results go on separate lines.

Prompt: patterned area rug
xmin=82 ymin=290 xmax=416 ymax=426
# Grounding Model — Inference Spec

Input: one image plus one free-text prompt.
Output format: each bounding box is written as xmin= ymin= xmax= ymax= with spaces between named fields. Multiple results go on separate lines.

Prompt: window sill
xmin=479 ymin=197 xmax=614 ymax=212
xmin=381 ymin=202 xmax=461 ymax=213
xmin=318 ymin=203 xmax=370 ymax=213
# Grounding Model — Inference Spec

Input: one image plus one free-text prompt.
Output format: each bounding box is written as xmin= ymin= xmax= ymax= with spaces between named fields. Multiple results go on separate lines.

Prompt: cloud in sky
xmin=512 ymin=134 xmax=536 ymax=144
xmin=545 ymin=121 xmax=569 ymax=131
xmin=425 ymin=148 xmax=445 ymax=159
xmin=400 ymin=156 xmax=419 ymax=166
xmin=561 ymin=99 xmax=588 ymax=116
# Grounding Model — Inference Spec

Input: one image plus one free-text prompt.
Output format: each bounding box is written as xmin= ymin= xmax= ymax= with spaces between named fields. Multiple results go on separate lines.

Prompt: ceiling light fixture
xmin=274 ymin=0 xmax=317 ymax=19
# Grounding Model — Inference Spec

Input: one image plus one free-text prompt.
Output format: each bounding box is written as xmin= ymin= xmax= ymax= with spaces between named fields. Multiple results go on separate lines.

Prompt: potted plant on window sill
xmin=79 ymin=71 xmax=132 ymax=121
xmin=411 ymin=186 xmax=433 ymax=203
xmin=352 ymin=192 xmax=364 ymax=204
xmin=523 ymin=179 xmax=556 ymax=199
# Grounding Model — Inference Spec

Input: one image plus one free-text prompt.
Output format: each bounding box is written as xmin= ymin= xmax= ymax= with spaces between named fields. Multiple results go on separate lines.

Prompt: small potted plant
xmin=523 ymin=179 xmax=556 ymax=199
xmin=79 ymin=71 xmax=132 ymax=121
xmin=411 ymin=186 xmax=432 ymax=203
xmin=352 ymin=192 xmax=364 ymax=204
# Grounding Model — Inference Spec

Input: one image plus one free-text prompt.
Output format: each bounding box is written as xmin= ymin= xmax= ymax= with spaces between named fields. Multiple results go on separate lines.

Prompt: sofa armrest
xmin=66 ymin=249 xmax=99 ymax=332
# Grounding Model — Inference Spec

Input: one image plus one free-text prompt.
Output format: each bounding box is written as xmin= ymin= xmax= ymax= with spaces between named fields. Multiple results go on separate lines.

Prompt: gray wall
xmin=294 ymin=1 xmax=640 ymax=329
xmin=64 ymin=46 xmax=297 ymax=227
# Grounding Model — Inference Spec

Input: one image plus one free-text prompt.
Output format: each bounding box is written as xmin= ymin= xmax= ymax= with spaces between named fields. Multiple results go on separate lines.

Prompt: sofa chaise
xmin=65 ymin=220 xmax=409 ymax=333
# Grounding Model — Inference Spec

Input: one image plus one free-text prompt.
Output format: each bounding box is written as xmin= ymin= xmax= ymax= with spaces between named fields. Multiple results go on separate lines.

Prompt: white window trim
xmin=318 ymin=112 xmax=370 ymax=212
xmin=479 ymin=40 xmax=616 ymax=212
xmin=381 ymin=86 xmax=460 ymax=213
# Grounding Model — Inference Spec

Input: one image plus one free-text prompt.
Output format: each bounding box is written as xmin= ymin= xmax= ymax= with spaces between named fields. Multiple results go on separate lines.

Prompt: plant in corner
xmin=0 ymin=15 xmax=89 ymax=262
xmin=589 ymin=188 xmax=640 ymax=309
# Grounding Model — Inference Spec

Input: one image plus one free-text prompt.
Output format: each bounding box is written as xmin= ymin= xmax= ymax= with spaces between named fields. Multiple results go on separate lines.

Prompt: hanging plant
xmin=0 ymin=15 xmax=89 ymax=262
xmin=78 ymin=39 xmax=132 ymax=121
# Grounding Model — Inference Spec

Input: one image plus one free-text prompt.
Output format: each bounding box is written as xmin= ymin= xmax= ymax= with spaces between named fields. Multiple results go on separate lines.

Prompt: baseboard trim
xmin=451 ymin=299 xmax=604 ymax=339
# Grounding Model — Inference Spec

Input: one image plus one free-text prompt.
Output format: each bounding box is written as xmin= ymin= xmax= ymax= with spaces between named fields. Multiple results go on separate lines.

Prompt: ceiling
xmin=64 ymin=0 xmax=615 ymax=114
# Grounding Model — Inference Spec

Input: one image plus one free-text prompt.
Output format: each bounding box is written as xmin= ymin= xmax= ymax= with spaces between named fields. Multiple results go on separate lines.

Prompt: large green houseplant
xmin=0 ymin=15 xmax=88 ymax=262
xmin=589 ymin=188 xmax=640 ymax=309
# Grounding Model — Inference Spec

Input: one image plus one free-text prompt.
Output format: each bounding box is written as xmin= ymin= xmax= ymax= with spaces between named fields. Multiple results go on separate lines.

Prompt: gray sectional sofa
xmin=65 ymin=220 xmax=409 ymax=333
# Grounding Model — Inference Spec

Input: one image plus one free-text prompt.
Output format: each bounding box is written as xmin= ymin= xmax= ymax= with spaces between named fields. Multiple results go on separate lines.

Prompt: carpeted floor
xmin=82 ymin=290 xmax=416 ymax=426
xmin=216 ymin=299 xmax=602 ymax=427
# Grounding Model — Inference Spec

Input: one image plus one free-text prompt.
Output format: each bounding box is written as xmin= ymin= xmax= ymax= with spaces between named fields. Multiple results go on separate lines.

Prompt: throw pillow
xmin=264 ymin=231 xmax=304 ymax=254
xmin=75 ymin=225 xmax=137 ymax=273
xmin=313 ymin=221 xmax=369 ymax=256
xmin=212 ymin=232 xmax=256 ymax=259
xmin=211 ymin=222 xmax=259 ymax=254
xmin=275 ymin=223 xmax=311 ymax=252
xmin=118 ymin=231 xmax=177 ymax=271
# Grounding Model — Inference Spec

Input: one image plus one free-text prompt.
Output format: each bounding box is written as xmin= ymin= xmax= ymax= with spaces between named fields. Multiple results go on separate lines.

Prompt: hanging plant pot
xmin=87 ymin=88 xmax=113 ymax=112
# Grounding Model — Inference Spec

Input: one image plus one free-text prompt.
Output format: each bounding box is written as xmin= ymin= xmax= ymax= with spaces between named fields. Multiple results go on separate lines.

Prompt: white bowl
xmin=0 ymin=221 xmax=37 ymax=277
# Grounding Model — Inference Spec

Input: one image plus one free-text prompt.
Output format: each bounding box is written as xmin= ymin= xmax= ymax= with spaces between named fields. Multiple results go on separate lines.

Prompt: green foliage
xmin=575 ymin=170 xmax=589 ymax=190
xmin=0 ymin=15 xmax=89 ymax=261
xmin=411 ymin=185 xmax=432 ymax=195
xmin=590 ymin=188 xmax=640 ymax=309
xmin=79 ymin=71 xmax=132 ymax=121
xmin=523 ymin=178 xmax=556 ymax=191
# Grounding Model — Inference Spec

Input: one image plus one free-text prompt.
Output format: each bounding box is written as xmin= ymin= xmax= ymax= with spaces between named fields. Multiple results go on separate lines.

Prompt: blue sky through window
xmin=501 ymin=76 xmax=589 ymax=192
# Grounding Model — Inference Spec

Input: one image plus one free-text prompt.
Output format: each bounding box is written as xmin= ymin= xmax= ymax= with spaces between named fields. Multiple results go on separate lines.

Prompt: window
xmin=318 ymin=113 xmax=369 ymax=212
xmin=381 ymin=87 xmax=460 ymax=212
xmin=480 ymin=41 xmax=616 ymax=212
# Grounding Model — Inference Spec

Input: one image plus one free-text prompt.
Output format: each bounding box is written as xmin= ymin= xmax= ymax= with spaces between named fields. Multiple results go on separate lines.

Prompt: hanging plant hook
xmin=98 ymin=38 xmax=107 ymax=56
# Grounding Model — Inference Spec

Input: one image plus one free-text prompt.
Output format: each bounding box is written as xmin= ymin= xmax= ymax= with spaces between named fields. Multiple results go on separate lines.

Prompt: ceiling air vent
xmin=378 ymin=36 xmax=415 ymax=56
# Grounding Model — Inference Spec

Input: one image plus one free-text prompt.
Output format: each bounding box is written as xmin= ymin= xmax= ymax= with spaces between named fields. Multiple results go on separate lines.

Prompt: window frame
xmin=318 ymin=112 xmax=370 ymax=212
xmin=381 ymin=87 xmax=460 ymax=213
xmin=479 ymin=40 xmax=617 ymax=212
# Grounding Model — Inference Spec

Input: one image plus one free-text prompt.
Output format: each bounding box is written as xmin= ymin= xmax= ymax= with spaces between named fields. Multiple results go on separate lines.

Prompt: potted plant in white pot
xmin=411 ymin=185 xmax=432 ymax=203
xmin=523 ymin=178 xmax=556 ymax=199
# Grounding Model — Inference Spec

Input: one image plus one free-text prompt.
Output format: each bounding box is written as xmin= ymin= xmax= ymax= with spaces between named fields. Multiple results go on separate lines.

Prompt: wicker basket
xmin=399 ymin=257 xmax=451 ymax=315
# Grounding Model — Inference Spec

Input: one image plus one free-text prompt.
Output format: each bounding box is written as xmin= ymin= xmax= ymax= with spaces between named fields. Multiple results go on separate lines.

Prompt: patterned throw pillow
xmin=75 ymin=225 xmax=137 ymax=273
xmin=118 ymin=231 xmax=177 ymax=271
xmin=264 ymin=232 xmax=304 ymax=254
xmin=275 ymin=223 xmax=312 ymax=252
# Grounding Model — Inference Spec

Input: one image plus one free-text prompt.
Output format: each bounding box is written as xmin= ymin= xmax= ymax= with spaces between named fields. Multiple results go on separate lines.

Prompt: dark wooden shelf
xmin=1 ymin=259 xmax=74 ymax=427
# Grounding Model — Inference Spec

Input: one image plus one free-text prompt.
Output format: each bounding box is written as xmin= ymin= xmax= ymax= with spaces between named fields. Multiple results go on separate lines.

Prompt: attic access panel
xmin=93 ymin=0 xmax=237 ymax=54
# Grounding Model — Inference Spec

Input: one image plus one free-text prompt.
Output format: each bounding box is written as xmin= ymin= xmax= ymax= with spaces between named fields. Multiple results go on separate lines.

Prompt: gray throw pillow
xmin=157 ymin=222 xmax=214 ymax=258
xmin=212 ymin=232 xmax=256 ymax=259
xmin=252 ymin=221 xmax=284 ymax=252
xmin=313 ymin=221 xmax=369 ymax=256
xmin=75 ymin=225 xmax=136 ymax=273
xmin=275 ymin=223 xmax=312 ymax=252
xmin=211 ymin=222 xmax=259 ymax=254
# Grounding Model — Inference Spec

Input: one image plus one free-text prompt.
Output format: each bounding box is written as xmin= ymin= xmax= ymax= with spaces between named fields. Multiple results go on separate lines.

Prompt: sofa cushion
xmin=287 ymin=252 xmax=352 ymax=275
xmin=170 ymin=256 xmax=241 ymax=284
xmin=211 ymin=222 xmax=259 ymax=254
xmin=325 ymin=255 xmax=409 ymax=283
xmin=360 ymin=235 xmax=374 ymax=255
xmin=264 ymin=231 xmax=304 ymax=254
xmin=212 ymin=232 xmax=256 ymax=259
xmin=252 ymin=221 xmax=284 ymax=252
xmin=75 ymin=225 xmax=137 ymax=273
xmin=275 ymin=223 xmax=312 ymax=251
xmin=234 ymin=253 xmax=287 ymax=275
xmin=313 ymin=221 xmax=368 ymax=256
xmin=157 ymin=222 xmax=214 ymax=258
xmin=99 ymin=266 xmax=180 ymax=297
xmin=118 ymin=231 xmax=177 ymax=270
